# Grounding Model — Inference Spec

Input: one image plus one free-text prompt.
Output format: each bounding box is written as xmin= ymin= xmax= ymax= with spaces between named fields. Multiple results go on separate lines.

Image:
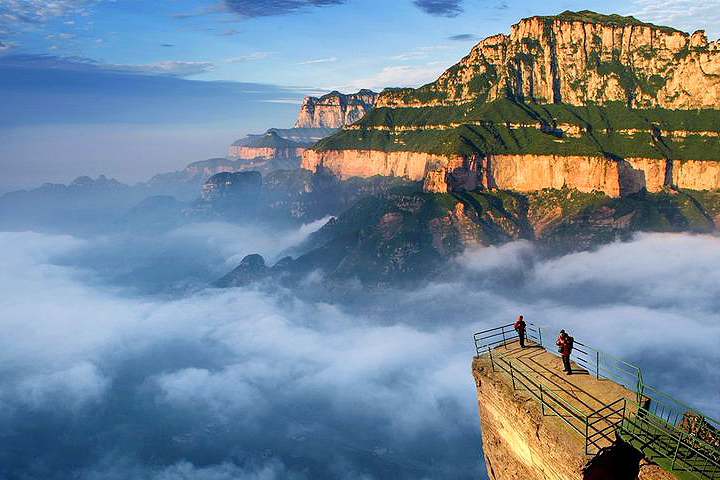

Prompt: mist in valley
xmin=0 ymin=198 xmax=717 ymax=479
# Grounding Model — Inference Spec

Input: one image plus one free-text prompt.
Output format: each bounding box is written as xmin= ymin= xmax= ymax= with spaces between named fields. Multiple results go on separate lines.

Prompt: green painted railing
xmin=473 ymin=325 xmax=720 ymax=479
xmin=482 ymin=345 xmax=626 ymax=455
xmin=473 ymin=322 xmax=542 ymax=353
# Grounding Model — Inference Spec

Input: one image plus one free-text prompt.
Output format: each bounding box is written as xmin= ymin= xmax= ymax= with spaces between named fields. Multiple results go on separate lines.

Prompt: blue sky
xmin=0 ymin=0 xmax=718 ymax=190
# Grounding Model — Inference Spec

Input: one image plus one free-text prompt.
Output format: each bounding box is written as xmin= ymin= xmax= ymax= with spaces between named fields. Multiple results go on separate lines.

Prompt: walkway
xmin=485 ymin=339 xmax=636 ymax=452
xmin=474 ymin=331 xmax=720 ymax=479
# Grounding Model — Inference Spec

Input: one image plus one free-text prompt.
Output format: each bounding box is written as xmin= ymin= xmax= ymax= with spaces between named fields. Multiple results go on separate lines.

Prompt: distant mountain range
xmin=149 ymin=90 xmax=379 ymax=183
xmin=2 ymin=14 xmax=718 ymax=289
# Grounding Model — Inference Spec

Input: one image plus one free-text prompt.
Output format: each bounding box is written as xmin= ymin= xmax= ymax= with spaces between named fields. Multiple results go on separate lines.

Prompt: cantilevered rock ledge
xmin=472 ymin=340 xmax=678 ymax=480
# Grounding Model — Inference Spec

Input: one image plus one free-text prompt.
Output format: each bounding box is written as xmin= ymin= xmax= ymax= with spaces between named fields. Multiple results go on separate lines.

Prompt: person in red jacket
xmin=556 ymin=330 xmax=573 ymax=375
xmin=514 ymin=315 xmax=526 ymax=348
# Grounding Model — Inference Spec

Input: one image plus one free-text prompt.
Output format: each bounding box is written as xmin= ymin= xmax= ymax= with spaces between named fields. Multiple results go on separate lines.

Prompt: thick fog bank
xmin=0 ymin=229 xmax=717 ymax=479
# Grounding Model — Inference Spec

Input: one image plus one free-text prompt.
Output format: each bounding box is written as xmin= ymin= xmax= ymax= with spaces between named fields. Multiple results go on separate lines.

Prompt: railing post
xmin=670 ymin=432 xmax=683 ymax=470
xmin=585 ymin=416 xmax=589 ymax=455
xmin=596 ymin=351 xmax=599 ymax=379
xmin=501 ymin=326 xmax=507 ymax=348
xmin=538 ymin=327 xmax=542 ymax=348
xmin=509 ymin=361 xmax=516 ymax=390
xmin=488 ymin=346 xmax=495 ymax=372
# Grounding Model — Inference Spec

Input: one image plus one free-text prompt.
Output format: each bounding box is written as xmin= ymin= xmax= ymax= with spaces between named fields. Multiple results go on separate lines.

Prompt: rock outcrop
xmin=379 ymin=12 xmax=718 ymax=110
xmin=303 ymin=151 xmax=720 ymax=196
xmin=295 ymin=89 xmax=378 ymax=128
xmin=472 ymin=353 xmax=679 ymax=480
xmin=304 ymin=11 xmax=720 ymax=195
xmin=228 ymin=131 xmax=307 ymax=171
xmin=201 ymin=171 xmax=262 ymax=202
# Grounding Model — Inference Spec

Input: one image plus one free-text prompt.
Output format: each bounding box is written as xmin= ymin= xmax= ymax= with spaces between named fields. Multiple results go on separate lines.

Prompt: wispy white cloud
xmin=295 ymin=56 xmax=337 ymax=65
xmin=388 ymin=44 xmax=453 ymax=61
xmin=343 ymin=62 xmax=447 ymax=91
xmin=0 ymin=39 xmax=17 ymax=51
xmin=0 ymin=226 xmax=718 ymax=478
xmin=261 ymin=98 xmax=304 ymax=104
xmin=0 ymin=53 xmax=215 ymax=77
xmin=625 ymin=0 xmax=720 ymax=39
xmin=0 ymin=54 xmax=212 ymax=77
xmin=0 ymin=0 xmax=98 ymax=40
xmin=170 ymin=3 xmax=226 ymax=20
xmin=225 ymin=51 xmax=272 ymax=63
xmin=103 ymin=60 xmax=215 ymax=77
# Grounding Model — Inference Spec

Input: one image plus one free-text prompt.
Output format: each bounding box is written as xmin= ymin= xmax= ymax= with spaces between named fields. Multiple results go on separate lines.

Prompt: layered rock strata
xmin=229 ymin=131 xmax=306 ymax=161
xmin=304 ymin=11 xmax=720 ymax=194
xmin=295 ymin=89 xmax=378 ymax=128
xmin=302 ymin=151 xmax=720 ymax=196
xmin=379 ymin=12 xmax=719 ymax=110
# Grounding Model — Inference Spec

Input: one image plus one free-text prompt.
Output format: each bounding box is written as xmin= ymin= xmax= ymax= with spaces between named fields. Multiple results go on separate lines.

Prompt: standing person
xmin=556 ymin=329 xmax=573 ymax=375
xmin=514 ymin=315 xmax=527 ymax=348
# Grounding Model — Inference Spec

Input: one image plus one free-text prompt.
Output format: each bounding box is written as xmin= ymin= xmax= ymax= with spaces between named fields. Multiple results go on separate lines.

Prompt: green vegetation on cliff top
xmin=314 ymin=98 xmax=720 ymax=161
xmin=537 ymin=10 xmax=683 ymax=34
xmin=232 ymin=131 xmax=303 ymax=148
xmin=313 ymin=11 xmax=718 ymax=161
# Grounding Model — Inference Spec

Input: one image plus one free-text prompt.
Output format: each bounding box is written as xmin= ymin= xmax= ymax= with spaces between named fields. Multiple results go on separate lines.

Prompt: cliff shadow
xmin=583 ymin=438 xmax=642 ymax=480
xmin=481 ymin=154 xmax=497 ymax=190
xmin=446 ymin=155 xmax=481 ymax=192
xmin=610 ymin=155 xmax=647 ymax=197
xmin=502 ymin=191 xmax=536 ymax=240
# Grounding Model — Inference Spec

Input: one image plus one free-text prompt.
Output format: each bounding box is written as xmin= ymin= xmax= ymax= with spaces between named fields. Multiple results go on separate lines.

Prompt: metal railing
xmin=483 ymin=345 xmax=626 ymax=455
xmin=473 ymin=325 xmax=720 ymax=478
xmin=586 ymin=397 xmax=627 ymax=454
xmin=534 ymin=335 xmax=644 ymax=404
xmin=623 ymin=409 xmax=720 ymax=479
xmin=571 ymin=341 xmax=644 ymax=403
xmin=639 ymin=384 xmax=720 ymax=440
xmin=473 ymin=322 xmax=542 ymax=355
xmin=625 ymin=383 xmax=720 ymax=479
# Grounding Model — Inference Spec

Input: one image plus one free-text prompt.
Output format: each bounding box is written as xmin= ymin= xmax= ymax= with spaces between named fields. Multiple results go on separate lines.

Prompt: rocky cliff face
xmin=216 ymin=182 xmax=720 ymax=288
xmin=303 ymin=150 xmax=720 ymax=196
xmin=201 ymin=171 xmax=262 ymax=202
xmin=379 ymin=11 xmax=719 ymax=110
xmin=305 ymin=11 xmax=720 ymax=195
xmin=295 ymin=89 xmax=378 ymax=128
xmin=472 ymin=355 xmax=679 ymax=480
xmin=228 ymin=130 xmax=309 ymax=172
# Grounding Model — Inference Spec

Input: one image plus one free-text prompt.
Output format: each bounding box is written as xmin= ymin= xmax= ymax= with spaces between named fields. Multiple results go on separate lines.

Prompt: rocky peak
xmin=68 ymin=175 xmax=127 ymax=191
xmin=295 ymin=89 xmax=379 ymax=128
xmin=232 ymin=130 xmax=302 ymax=149
xmin=201 ymin=171 xmax=262 ymax=202
xmin=378 ymin=10 xmax=719 ymax=110
xmin=214 ymin=254 xmax=271 ymax=287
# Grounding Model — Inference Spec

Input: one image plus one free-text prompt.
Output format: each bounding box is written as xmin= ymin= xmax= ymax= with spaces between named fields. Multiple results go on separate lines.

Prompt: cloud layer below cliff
xmin=0 ymin=228 xmax=717 ymax=479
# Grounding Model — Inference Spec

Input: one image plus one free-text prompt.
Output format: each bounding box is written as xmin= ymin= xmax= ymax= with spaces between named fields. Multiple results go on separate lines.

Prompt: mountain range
xmin=303 ymin=11 xmax=719 ymax=196
xmin=2 ymin=11 xmax=718 ymax=289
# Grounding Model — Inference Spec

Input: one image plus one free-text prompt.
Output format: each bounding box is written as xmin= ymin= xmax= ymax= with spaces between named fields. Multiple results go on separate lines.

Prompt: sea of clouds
xmin=0 ymin=222 xmax=717 ymax=479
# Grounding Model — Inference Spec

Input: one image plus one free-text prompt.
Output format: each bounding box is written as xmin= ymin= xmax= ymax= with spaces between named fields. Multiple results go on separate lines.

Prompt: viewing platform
xmin=472 ymin=324 xmax=720 ymax=480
